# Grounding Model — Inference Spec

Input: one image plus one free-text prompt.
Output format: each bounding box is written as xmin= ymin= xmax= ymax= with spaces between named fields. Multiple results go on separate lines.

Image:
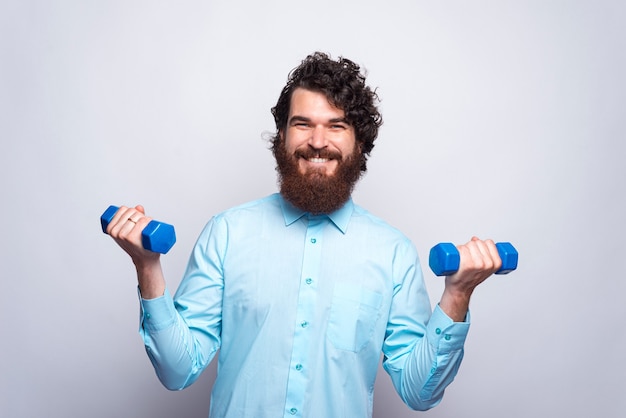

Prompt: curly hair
xmin=270 ymin=52 xmax=383 ymax=172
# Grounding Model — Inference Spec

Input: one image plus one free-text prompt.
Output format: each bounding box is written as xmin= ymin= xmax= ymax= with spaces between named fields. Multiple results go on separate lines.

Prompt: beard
xmin=275 ymin=142 xmax=363 ymax=215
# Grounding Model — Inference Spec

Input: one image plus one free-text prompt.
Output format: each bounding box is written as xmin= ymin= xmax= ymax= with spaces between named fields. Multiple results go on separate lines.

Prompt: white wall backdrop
xmin=1 ymin=1 xmax=624 ymax=417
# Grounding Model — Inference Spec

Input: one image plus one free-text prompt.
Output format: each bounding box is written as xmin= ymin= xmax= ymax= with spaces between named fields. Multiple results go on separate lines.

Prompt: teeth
xmin=308 ymin=158 xmax=328 ymax=163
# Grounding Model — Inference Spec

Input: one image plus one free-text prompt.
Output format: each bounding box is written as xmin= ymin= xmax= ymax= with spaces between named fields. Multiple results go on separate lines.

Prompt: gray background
xmin=1 ymin=1 xmax=624 ymax=417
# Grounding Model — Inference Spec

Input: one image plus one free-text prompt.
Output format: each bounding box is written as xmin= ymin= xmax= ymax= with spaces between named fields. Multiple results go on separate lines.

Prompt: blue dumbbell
xmin=100 ymin=205 xmax=176 ymax=254
xmin=429 ymin=242 xmax=518 ymax=276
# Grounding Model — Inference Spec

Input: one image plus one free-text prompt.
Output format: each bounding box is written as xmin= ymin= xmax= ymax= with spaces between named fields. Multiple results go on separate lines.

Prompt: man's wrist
xmin=135 ymin=260 xmax=166 ymax=299
xmin=439 ymin=287 xmax=472 ymax=322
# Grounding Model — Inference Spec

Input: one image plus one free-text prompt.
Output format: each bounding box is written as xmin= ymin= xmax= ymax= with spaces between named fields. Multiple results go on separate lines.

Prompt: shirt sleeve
xmin=382 ymin=241 xmax=470 ymax=411
xmin=138 ymin=218 xmax=224 ymax=390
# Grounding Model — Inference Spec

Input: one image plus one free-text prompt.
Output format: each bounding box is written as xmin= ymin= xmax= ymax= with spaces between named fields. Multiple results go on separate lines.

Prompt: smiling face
xmin=283 ymin=88 xmax=358 ymax=177
xmin=275 ymin=88 xmax=363 ymax=214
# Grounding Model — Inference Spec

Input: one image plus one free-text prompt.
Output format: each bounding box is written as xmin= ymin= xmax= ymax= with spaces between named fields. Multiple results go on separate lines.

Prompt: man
xmin=106 ymin=52 xmax=502 ymax=417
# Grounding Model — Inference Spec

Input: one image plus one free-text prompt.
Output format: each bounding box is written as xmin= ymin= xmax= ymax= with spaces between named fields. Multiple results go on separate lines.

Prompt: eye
xmin=290 ymin=120 xmax=312 ymax=129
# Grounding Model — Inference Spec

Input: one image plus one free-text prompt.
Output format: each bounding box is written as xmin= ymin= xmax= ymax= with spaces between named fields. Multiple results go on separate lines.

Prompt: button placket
xmin=283 ymin=216 xmax=325 ymax=418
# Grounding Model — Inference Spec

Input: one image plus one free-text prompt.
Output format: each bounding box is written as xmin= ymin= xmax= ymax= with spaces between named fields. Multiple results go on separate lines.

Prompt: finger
xmin=110 ymin=206 xmax=144 ymax=238
xmin=466 ymin=240 xmax=487 ymax=270
xmin=462 ymin=238 xmax=494 ymax=272
xmin=118 ymin=210 xmax=152 ymax=244
xmin=106 ymin=205 xmax=130 ymax=235
xmin=113 ymin=217 xmax=145 ymax=252
xmin=467 ymin=236 xmax=487 ymax=261
xmin=471 ymin=238 xmax=501 ymax=273
xmin=473 ymin=238 xmax=491 ymax=259
xmin=120 ymin=208 xmax=147 ymax=238
xmin=133 ymin=215 xmax=153 ymax=234
xmin=484 ymin=239 xmax=502 ymax=271
xmin=456 ymin=241 xmax=479 ymax=272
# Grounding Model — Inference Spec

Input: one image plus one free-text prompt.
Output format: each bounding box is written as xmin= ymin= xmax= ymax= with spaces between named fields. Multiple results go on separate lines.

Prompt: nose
xmin=308 ymin=125 xmax=328 ymax=149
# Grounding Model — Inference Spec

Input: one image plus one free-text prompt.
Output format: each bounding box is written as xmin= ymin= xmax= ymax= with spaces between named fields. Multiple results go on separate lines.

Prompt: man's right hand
xmin=105 ymin=205 xmax=166 ymax=299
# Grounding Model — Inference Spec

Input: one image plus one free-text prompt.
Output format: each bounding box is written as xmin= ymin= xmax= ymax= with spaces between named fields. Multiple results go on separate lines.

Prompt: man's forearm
xmin=135 ymin=259 xmax=166 ymax=299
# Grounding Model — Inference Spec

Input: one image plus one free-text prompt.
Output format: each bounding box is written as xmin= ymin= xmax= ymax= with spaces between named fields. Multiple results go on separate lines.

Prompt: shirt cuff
xmin=426 ymin=304 xmax=471 ymax=352
xmin=137 ymin=287 xmax=177 ymax=332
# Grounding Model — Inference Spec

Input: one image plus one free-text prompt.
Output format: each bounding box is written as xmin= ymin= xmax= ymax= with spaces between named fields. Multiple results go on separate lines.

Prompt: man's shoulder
xmin=350 ymin=203 xmax=412 ymax=242
xmin=214 ymin=194 xmax=281 ymax=220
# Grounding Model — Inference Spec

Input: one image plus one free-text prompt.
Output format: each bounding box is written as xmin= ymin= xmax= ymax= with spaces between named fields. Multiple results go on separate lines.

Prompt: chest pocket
xmin=326 ymin=283 xmax=383 ymax=353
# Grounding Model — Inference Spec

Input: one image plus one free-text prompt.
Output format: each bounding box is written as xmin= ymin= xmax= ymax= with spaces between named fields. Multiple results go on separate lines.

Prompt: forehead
xmin=289 ymin=88 xmax=345 ymax=118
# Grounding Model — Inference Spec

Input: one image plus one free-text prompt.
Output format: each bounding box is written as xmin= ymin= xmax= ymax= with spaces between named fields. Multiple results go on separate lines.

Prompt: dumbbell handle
xmin=429 ymin=242 xmax=518 ymax=276
xmin=100 ymin=205 xmax=176 ymax=254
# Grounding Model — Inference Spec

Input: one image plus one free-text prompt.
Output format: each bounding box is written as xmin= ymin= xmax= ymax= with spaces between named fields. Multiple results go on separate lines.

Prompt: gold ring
xmin=128 ymin=218 xmax=137 ymax=224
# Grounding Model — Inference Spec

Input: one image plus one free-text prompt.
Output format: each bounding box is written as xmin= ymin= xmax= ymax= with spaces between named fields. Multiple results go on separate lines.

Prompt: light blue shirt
xmin=139 ymin=194 xmax=469 ymax=418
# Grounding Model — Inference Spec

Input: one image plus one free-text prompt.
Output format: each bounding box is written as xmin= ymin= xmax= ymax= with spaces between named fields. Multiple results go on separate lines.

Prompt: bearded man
xmin=106 ymin=52 xmax=502 ymax=418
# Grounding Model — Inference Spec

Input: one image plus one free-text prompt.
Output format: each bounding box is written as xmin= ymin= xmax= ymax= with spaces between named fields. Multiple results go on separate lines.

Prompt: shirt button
xmin=145 ymin=313 xmax=151 ymax=319
xmin=295 ymin=364 xmax=303 ymax=371
xmin=305 ymin=278 xmax=313 ymax=285
xmin=310 ymin=238 xmax=316 ymax=243
xmin=289 ymin=408 xmax=298 ymax=415
xmin=435 ymin=328 xmax=441 ymax=335
xmin=445 ymin=334 xmax=452 ymax=341
xmin=301 ymin=321 xmax=309 ymax=328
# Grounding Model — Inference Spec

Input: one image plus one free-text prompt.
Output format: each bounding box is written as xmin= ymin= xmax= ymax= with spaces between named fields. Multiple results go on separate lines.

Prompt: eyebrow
xmin=288 ymin=116 xmax=350 ymax=125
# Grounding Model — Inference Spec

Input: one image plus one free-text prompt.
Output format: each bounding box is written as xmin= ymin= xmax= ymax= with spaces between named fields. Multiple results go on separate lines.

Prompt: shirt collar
xmin=279 ymin=194 xmax=353 ymax=234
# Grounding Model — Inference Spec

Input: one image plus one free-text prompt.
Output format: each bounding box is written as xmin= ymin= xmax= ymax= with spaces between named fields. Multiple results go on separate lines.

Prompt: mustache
xmin=294 ymin=147 xmax=343 ymax=161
